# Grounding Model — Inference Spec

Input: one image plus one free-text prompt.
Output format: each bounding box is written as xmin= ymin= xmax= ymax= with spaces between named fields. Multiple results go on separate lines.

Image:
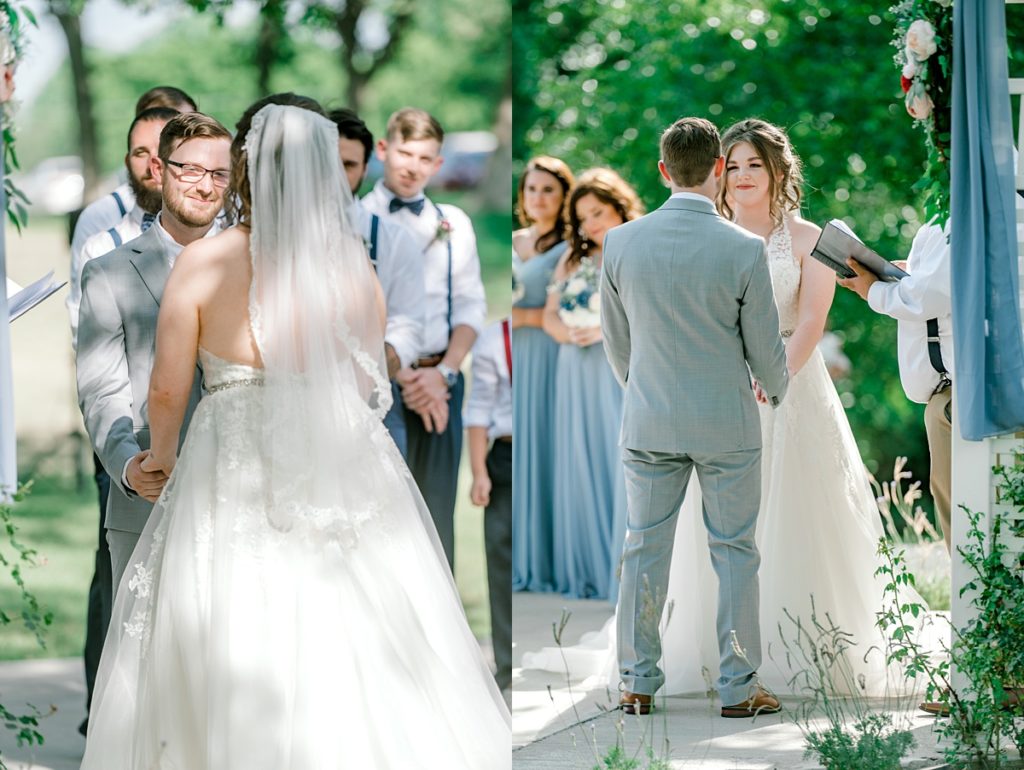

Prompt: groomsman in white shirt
xmin=328 ymin=108 xmax=424 ymax=458
xmin=363 ymin=107 xmax=487 ymax=569
xmin=839 ymin=220 xmax=953 ymax=551
xmin=465 ymin=318 xmax=513 ymax=693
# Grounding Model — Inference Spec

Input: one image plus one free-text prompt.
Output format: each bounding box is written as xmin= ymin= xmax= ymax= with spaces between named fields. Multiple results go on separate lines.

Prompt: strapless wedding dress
xmin=81 ymin=348 xmax=510 ymax=769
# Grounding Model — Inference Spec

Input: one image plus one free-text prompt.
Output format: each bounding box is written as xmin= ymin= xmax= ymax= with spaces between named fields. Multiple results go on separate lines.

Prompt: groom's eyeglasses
xmin=165 ymin=160 xmax=231 ymax=188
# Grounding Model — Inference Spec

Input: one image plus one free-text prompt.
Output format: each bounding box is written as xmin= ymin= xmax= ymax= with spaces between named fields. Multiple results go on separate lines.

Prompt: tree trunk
xmin=51 ymin=5 xmax=100 ymax=201
xmin=334 ymin=0 xmax=415 ymax=112
xmin=483 ymin=67 xmax=513 ymax=211
xmin=255 ymin=0 xmax=288 ymax=97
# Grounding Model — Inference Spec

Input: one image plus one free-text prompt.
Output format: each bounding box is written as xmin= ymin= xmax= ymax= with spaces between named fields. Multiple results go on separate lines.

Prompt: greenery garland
xmin=892 ymin=0 xmax=952 ymax=225
xmin=0 ymin=0 xmax=35 ymax=231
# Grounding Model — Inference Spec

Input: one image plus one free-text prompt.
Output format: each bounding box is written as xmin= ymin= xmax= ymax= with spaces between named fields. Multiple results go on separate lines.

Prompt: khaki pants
xmin=924 ymin=387 xmax=952 ymax=552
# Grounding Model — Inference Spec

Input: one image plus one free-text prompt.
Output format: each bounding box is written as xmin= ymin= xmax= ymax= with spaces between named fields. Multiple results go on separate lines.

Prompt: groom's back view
xmin=600 ymin=117 xmax=788 ymax=717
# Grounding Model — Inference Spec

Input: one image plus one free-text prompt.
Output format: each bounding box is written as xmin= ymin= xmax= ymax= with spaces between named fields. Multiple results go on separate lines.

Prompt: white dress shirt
xmin=362 ymin=179 xmax=487 ymax=357
xmin=350 ymin=198 xmax=425 ymax=369
xmin=68 ymin=199 xmax=151 ymax=350
xmin=464 ymin=319 xmax=512 ymax=440
xmin=70 ymin=182 xmax=135 ymax=264
xmin=120 ymin=213 xmax=217 ymax=491
xmin=867 ymin=220 xmax=953 ymax=404
xmin=668 ymin=191 xmax=717 ymax=206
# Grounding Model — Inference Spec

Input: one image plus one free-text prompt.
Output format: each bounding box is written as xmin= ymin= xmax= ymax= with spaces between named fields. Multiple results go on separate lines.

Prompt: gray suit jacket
xmin=601 ymin=196 xmax=789 ymax=454
xmin=76 ymin=226 xmax=203 ymax=534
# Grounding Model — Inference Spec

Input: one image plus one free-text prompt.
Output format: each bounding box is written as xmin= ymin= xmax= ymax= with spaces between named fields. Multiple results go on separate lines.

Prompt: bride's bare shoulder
xmin=786 ymin=215 xmax=821 ymax=258
xmin=176 ymin=226 xmax=250 ymax=271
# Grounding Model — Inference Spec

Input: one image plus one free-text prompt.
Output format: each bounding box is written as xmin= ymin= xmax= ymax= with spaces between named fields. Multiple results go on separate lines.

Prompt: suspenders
xmin=368 ymin=213 xmax=380 ymax=271
xmin=431 ymin=202 xmax=453 ymax=337
xmin=927 ymin=317 xmax=951 ymax=394
xmin=111 ymin=191 xmax=126 ymax=217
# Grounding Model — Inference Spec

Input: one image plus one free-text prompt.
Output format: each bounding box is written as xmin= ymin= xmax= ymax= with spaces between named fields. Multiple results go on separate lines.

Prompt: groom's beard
xmin=129 ymin=169 xmax=163 ymax=215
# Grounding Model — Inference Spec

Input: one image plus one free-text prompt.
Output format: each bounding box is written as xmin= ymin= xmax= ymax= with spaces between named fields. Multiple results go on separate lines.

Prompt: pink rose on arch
xmin=905 ymin=80 xmax=934 ymax=120
xmin=906 ymin=19 xmax=938 ymax=62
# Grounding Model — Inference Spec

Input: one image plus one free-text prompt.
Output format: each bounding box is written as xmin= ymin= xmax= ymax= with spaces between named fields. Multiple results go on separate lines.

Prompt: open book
xmin=811 ymin=219 xmax=909 ymax=282
xmin=7 ymin=270 xmax=66 ymax=322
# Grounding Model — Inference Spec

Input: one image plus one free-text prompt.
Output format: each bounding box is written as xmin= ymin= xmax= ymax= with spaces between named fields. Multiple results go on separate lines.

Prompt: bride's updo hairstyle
xmin=566 ymin=167 xmax=644 ymax=270
xmin=227 ymin=92 xmax=326 ymax=227
xmin=717 ymin=118 xmax=804 ymax=227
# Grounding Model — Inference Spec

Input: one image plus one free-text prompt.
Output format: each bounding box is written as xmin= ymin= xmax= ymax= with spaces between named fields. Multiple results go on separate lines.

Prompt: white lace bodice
xmin=765 ymin=219 xmax=801 ymax=336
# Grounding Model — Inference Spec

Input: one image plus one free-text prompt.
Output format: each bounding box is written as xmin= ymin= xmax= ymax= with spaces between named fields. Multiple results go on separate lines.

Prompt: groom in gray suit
xmin=601 ymin=117 xmax=789 ymax=718
xmin=77 ymin=112 xmax=232 ymax=595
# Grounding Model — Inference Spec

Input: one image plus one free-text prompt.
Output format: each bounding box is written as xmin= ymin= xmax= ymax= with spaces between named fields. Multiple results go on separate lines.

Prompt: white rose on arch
xmin=902 ymin=59 xmax=919 ymax=80
xmin=906 ymin=19 xmax=938 ymax=62
xmin=932 ymin=0 xmax=952 ymax=7
xmin=905 ymin=80 xmax=934 ymax=120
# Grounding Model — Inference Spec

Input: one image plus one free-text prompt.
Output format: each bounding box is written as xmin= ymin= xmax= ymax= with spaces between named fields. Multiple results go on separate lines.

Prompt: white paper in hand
xmin=7 ymin=270 xmax=66 ymax=322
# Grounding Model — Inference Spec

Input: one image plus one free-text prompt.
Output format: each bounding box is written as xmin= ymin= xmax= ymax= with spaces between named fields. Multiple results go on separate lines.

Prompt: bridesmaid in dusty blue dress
xmin=512 ymin=157 xmax=575 ymax=592
xmin=543 ymin=168 xmax=644 ymax=601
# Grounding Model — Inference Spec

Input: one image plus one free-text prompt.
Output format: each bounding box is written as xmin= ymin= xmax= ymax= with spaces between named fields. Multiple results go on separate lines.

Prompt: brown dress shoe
xmin=721 ymin=687 xmax=781 ymax=718
xmin=919 ymin=700 xmax=951 ymax=716
xmin=619 ymin=691 xmax=654 ymax=715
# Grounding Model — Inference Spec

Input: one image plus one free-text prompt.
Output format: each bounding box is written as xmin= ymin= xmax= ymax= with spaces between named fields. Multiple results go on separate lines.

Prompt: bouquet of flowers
xmin=554 ymin=256 xmax=601 ymax=328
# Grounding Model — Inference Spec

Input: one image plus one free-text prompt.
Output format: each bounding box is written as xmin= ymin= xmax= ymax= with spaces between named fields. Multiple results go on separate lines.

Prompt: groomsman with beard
xmin=362 ymin=108 xmax=487 ymax=569
xmin=75 ymin=112 xmax=232 ymax=733
xmin=328 ymin=107 xmax=425 ymax=457
xmin=69 ymin=86 xmax=197 ymax=274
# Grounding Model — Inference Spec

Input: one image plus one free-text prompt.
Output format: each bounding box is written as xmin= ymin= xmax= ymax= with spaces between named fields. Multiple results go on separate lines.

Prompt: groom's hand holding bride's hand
xmin=752 ymin=379 xmax=769 ymax=405
xmin=128 ymin=450 xmax=170 ymax=502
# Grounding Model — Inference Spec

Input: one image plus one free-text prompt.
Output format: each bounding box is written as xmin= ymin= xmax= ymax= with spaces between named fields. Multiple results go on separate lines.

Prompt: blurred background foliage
xmin=24 ymin=0 xmax=507 ymax=179
xmin=514 ymin=0 xmax=1024 ymax=525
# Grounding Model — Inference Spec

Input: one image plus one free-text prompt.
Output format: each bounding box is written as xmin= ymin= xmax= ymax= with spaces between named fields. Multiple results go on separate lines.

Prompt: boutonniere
xmin=425 ymin=218 xmax=453 ymax=252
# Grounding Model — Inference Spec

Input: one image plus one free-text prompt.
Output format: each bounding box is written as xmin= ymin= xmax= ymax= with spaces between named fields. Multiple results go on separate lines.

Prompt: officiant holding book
xmin=838 ymin=219 xmax=954 ymax=551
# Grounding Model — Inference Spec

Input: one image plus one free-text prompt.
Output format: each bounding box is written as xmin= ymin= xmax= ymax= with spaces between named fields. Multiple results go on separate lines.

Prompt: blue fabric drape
xmin=0 ymin=149 xmax=15 ymax=497
xmin=951 ymin=2 xmax=1024 ymax=439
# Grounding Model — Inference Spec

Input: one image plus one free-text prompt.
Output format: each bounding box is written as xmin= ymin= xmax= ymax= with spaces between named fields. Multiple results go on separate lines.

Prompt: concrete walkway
xmin=512 ymin=592 xmax=952 ymax=769
xmin=0 ymin=658 xmax=84 ymax=770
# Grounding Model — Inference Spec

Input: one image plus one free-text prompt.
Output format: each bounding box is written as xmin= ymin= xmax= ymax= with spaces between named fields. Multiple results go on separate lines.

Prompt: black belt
xmin=414 ymin=352 xmax=446 ymax=368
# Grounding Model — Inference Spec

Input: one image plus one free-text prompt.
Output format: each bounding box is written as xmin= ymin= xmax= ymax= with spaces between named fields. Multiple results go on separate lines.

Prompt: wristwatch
xmin=436 ymin=363 xmax=458 ymax=389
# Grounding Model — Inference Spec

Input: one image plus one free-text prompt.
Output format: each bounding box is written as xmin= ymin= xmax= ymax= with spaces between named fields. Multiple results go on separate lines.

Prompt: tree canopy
xmin=515 ymin=0 xmax=938 ymax=499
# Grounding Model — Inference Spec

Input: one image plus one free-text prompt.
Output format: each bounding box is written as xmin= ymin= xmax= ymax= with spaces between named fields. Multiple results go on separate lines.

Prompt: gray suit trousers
xmin=616 ymin=447 xmax=763 ymax=706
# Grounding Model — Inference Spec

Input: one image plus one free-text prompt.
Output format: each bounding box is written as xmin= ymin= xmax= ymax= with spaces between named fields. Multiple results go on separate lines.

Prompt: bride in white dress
xmin=81 ymin=102 xmax=510 ymax=769
xmin=524 ymin=119 xmax=919 ymax=699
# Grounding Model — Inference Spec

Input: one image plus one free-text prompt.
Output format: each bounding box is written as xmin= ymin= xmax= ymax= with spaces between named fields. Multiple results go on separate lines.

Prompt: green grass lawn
xmin=0 ymin=476 xmax=97 ymax=660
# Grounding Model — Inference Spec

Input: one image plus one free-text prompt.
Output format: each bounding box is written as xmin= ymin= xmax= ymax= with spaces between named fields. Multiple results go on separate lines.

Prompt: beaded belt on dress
xmin=781 ymin=329 xmax=794 ymax=338
xmin=206 ymin=377 xmax=264 ymax=394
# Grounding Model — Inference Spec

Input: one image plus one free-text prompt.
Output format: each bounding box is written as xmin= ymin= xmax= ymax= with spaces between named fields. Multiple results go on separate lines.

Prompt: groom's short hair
xmin=660 ymin=118 xmax=721 ymax=188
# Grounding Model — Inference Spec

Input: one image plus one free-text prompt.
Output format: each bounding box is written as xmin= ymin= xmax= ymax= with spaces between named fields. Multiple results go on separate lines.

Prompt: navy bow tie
xmin=389 ymin=197 xmax=425 ymax=216
xmin=141 ymin=212 xmax=156 ymax=232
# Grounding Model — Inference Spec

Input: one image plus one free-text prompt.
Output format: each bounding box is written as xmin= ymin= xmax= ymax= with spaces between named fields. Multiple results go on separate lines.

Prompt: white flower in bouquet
xmin=556 ymin=256 xmax=601 ymax=329
xmin=905 ymin=19 xmax=937 ymax=62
